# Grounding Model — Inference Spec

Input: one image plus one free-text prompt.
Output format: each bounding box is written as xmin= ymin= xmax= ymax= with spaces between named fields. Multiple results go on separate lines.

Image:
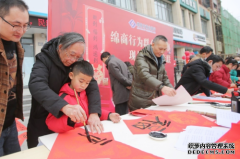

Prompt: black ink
xmin=159 ymin=128 xmax=166 ymax=132
xmin=167 ymin=121 xmax=171 ymax=127
xmin=132 ymin=122 xmax=151 ymax=130
xmin=100 ymin=140 xmax=113 ymax=145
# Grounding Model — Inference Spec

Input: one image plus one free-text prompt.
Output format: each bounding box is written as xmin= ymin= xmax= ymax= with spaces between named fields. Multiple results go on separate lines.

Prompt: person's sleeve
xmin=212 ymin=71 xmax=230 ymax=88
xmin=99 ymin=109 xmax=110 ymax=121
xmin=191 ymin=67 xmax=228 ymax=94
xmin=46 ymin=113 xmax=74 ymax=133
xmin=85 ymin=78 xmax=101 ymax=116
xmin=162 ymin=66 xmax=173 ymax=88
xmin=28 ymin=57 xmax=68 ymax=118
xmin=108 ymin=63 xmax=132 ymax=86
xmin=135 ymin=54 xmax=162 ymax=90
xmin=127 ymin=69 xmax=133 ymax=83
xmin=230 ymin=70 xmax=239 ymax=82
xmin=200 ymin=87 xmax=211 ymax=97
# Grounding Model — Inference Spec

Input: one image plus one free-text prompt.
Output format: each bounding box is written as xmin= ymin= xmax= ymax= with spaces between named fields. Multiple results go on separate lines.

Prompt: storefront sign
xmin=174 ymin=41 xmax=203 ymax=49
xmin=29 ymin=16 xmax=47 ymax=28
xmin=173 ymin=27 xmax=206 ymax=45
xmin=180 ymin=0 xmax=198 ymax=13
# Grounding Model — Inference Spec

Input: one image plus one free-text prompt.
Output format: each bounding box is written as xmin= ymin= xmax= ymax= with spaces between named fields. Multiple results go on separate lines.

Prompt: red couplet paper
xmin=15 ymin=118 xmax=27 ymax=132
xmin=124 ymin=111 xmax=218 ymax=134
xmin=47 ymin=128 xmax=163 ymax=159
xmin=18 ymin=132 xmax=27 ymax=146
xmin=198 ymin=123 xmax=240 ymax=159
xmin=130 ymin=109 xmax=161 ymax=117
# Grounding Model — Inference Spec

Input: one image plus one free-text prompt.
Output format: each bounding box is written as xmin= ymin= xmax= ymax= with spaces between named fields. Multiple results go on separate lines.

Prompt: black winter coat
xmin=27 ymin=37 xmax=101 ymax=148
xmin=175 ymin=59 xmax=227 ymax=96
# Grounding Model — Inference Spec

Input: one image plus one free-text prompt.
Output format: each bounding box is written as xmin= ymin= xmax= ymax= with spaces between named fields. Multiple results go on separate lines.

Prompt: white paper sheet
xmin=152 ymin=85 xmax=192 ymax=106
xmin=175 ymin=126 xmax=228 ymax=152
xmin=216 ymin=109 xmax=240 ymax=128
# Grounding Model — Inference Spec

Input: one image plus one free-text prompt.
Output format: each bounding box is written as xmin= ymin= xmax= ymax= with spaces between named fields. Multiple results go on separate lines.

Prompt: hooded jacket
xmin=27 ymin=37 xmax=101 ymax=148
xmin=128 ymin=45 xmax=173 ymax=111
xmin=209 ymin=65 xmax=231 ymax=88
xmin=46 ymin=83 xmax=109 ymax=133
xmin=175 ymin=59 xmax=227 ymax=95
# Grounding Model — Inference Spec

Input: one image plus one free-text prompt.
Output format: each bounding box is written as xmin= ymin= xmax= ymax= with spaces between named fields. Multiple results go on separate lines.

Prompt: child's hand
xmin=109 ymin=113 xmax=121 ymax=123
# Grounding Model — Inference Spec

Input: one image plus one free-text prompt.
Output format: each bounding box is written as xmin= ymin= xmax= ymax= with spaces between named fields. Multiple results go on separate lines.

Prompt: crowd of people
xmin=0 ymin=0 xmax=240 ymax=157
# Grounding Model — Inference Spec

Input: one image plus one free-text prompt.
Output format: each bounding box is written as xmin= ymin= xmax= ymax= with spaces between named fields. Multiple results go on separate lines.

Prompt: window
xmin=192 ymin=14 xmax=195 ymax=30
xmin=101 ymin=0 xmax=137 ymax=11
xmin=189 ymin=13 xmax=195 ymax=31
xmin=155 ymin=0 xmax=173 ymax=23
xmin=182 ymin=9 xmax=186 ymax=27
xmin=201 ymin=19 xmax=208 ymax=38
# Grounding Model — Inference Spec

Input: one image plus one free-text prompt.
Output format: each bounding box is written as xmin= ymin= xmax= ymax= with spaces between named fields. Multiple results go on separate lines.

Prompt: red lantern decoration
xmin=182 ymin=55 xmax=186 ymax=60
xmin=186 ymin=55 xmax=190 ymax=61
xmin=185 ymin=51 xmax=190 ymax=56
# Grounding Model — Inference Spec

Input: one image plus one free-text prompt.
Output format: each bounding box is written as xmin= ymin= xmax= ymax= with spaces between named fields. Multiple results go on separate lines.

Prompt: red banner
xmin=48 ymin=0 xmax=174 ymax=110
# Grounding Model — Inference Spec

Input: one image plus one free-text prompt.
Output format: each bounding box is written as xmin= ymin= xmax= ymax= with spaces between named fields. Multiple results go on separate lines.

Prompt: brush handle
xmin=73 ymin=89 xmax=86 ymax=126
xmin=186 ymin=109 xmax=216 ymax=119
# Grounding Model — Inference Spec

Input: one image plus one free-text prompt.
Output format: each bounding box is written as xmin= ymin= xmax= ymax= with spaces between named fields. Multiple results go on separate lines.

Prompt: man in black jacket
xmin=101 ymin=52 xmax=132 ymax=115
xmin=176 ymin=54 xmax=233 ymax=96
xmin=181 ymin=46 xmax=213 ymax=76
xmin=27 ymin=32 xmax=102 ymax=148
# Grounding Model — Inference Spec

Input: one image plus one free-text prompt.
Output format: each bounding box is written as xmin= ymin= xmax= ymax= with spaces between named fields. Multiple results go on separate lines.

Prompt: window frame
xmin=201 ymin=18 xmax=208 ymax=38
xmin=154 ymin=0 xmax=173 ymax=23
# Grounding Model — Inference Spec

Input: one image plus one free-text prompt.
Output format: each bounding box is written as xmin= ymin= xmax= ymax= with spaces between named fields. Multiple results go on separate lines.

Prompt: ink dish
xmin=149 ymin=131 xmax=167 ymax=141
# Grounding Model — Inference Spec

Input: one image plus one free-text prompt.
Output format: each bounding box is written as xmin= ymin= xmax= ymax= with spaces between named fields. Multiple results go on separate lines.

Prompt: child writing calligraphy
xmin=46 ymin=61 xmax=121 ymax=133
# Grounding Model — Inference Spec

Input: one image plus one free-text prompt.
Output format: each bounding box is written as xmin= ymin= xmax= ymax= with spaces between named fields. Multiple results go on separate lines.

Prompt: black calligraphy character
xmin=94 ymin=58 xmax=98 ymax=63
xmin=100 ymin=140 xmax=113 ymax=146
xmin=132 ymin=122 xmax=151 ymax=130
xmin=93 ymin=51 xmax=98 ymax=57
xmin=93 ymin=15 xmax=97 ymax=20
xmin=93 ymin=21 xmax=97 ymax=27
xmin=93 ymin=36 xmax=97 ymax=41
xmin=93 ymin=29 xmax=97 ymax=35
xmin=93 ymin=45 xmax=98 ymax=50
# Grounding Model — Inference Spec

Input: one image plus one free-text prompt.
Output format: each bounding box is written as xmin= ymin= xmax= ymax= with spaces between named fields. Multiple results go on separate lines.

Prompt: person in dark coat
xmin=27 ymin=32 xmax=102 ymax=148
xmin=124 ymin=61 xmax=134 ymax=76
xmin=128 ymin=35 xmax=176 ymax=111
xmin=181 ymin=46 xmax=213 ymax=76
xmin=101 ymin=52 xmax=132 ymax=115
xmin=176 ymin=54 xmax=233 ymax=96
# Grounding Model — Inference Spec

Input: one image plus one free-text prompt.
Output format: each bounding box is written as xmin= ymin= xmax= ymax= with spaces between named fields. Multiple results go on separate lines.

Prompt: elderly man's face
xmin=151 ymin=40 xmax=168 ymax=58
xmin=59 ymin=42 xmax=85 ymax=67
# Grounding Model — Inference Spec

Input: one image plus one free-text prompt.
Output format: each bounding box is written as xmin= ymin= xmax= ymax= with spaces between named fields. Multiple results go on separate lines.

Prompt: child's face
xmin=69 ymin=72 xmax=92 ymax=92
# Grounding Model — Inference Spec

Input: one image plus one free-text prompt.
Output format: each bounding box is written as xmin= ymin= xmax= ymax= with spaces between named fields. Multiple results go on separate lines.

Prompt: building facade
xmin=22 ymin=0 xmax=48 ymax=87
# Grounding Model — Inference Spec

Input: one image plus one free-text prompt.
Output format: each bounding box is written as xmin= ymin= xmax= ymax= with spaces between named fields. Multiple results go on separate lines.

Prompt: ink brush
xmin=74 ymin=89 xmax=92 ymax=143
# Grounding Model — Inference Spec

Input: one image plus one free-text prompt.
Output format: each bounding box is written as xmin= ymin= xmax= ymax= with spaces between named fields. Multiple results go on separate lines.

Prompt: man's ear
xmin=69 ymin=72 xmax=74 ymax=80
xmin=208 ymin=60 xmax=213 ymax=65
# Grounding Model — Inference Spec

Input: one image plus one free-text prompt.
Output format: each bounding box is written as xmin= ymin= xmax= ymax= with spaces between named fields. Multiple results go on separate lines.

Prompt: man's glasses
xmin=1 ymin=17 xmax=30 ymax=31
